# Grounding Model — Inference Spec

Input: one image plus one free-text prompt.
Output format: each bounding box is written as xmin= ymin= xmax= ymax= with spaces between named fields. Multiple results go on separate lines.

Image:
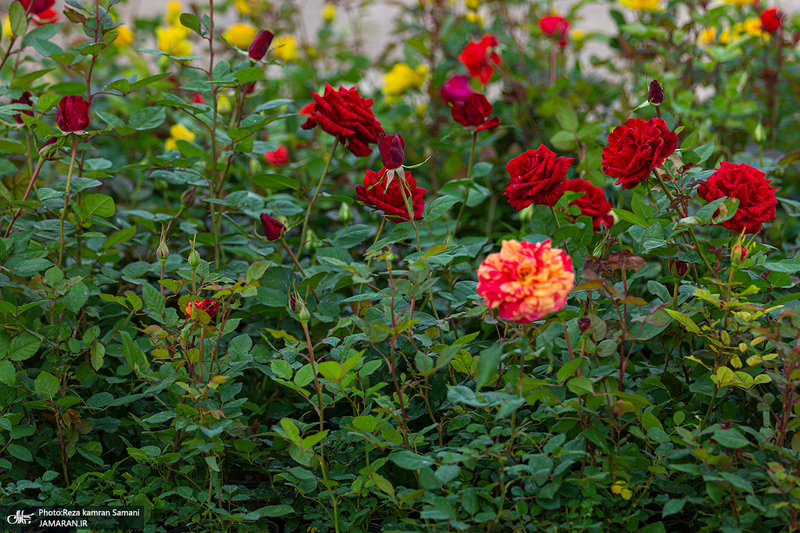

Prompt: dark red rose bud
xmin=245 ymin=81 xmax=256 ymax=94
xmin=648 ymin=80 xmax=664 ymax=105
xmin=56 ymin=95 xmax=90 ymax=132
xmin=21 ymin=0 xmax=54 ymax=16
xmin=578 ymin=317 xmax=591 ymax=334
xmin=11 ymin=92 xmax=33 ymax=124
xmin=669 ymin=259 xmax=688 ymax=277
xmin=248 ymin=30 xmax=274 ymax=60
xmin=260 ymin=213 xmax=286 ymax=241
xmin=379 ymin=133 xmax=405 ymax=170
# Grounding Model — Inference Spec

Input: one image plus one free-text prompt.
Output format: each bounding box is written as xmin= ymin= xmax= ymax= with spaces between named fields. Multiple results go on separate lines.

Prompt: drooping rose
xmin=451 ymin=93 xmax=500 ymax=131
xmin=563 ymin=178 xmax=614 ymax=232
xmin=379 ymin=133 xmax=405 ymax=170
xmin=300 ymin=83 xmax=384 ymax=157
xmin=477 ymin=239 xmax=575 ymax=324
xmin=601 ymin=118 xmax=677 ymax=190
xmin=539 ymin=14 xmax=570 ymax=47
xmin=56 ymin=95 xmax=90 ymax=132
xmin=185 ymin=297 xmax=221 ymax=318
xmin=504 ymin=145 xmax=574 ymax=210
xmin=248 ymin=29 xmax=274 ymax=60
xmin=760 ymin=8 xmax=782 ymax=33
xmin=697 ymin=161 xmax=777 ymax=234
xmin=260 ymin=214 xmax=286 ymax=241
xmin=355 ymin=167 xmax=426 ymax=222
xmin=458 ymin=34 xmax=501 ymax=84
xmin=440 ymin=75 xmax=477 ymax=107
xmin=11 ymin=92 xmax=33 ymax=124
xmin=264 ymin=145 xmax=289 ymax=167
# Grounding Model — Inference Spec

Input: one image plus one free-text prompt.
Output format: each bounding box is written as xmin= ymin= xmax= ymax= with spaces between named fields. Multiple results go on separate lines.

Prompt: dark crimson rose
xmin=300 ymin=83 xmax=384 ymax=157
xmin=669 ymin=258 xmax=688 ymax=277
xmin=21 ymin=0 xmax=54 ymax=14
xmin=298 ymin=101 xmax=315 ymax=116
xmin=355 ymin=167 xmax=426 ymax=222
xmin=697 ymin=161 xmax=777 ymax=234
xmin=578 ymin=317 xmax=591 ymax=334
xmin=601 ymin=118 xmax=677 ymax=190
xmin=563 ymin=178 xmax=614 ymax=232
xmin=260 ymin=213 xmax=286 ymax=241
xmin=264 ymin=145 xmax=289 ymax=167
xmin=185 ymin=297 xmax=220 ymax=318
xmin=11 ymin=92 xmax=33 ymax=124
xmin=504 ymin=145 xmax=574 ymax=210
xmin=379 ymin=133 xmax=405 ymax=170
xmin=761 ymin=8 xmax=782 ymax=33
xmin=451 ymin=93 xmax=500 ymax=131
xmin=440 ymin=75 xmax=476 ymax=107
xmin=56 ymin=95 xmax=90 ymax=132
xmin=538 ymin=14 xmax=570 ymax=47
xmin=248 ymin=30 xmax=274 ymax=60
xmin=648 ymin=80 xmax=664 ymax=105
xmin=458 ymin=34 xmax=501 ymax=84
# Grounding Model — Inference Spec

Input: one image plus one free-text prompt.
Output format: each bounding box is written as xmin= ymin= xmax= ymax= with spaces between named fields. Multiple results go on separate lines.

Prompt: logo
xmin=5 ymin=510 xmax=34 ymax=525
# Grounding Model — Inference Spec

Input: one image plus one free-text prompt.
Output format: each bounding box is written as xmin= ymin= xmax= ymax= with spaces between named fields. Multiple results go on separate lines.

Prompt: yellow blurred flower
xmin=217 ymin=94 xmax=232 ymax=113
xmin=2 ymin=16 xmax=11 ymax=38
xmin=743 ymin=17 xmax=770 ymax=41
xmin=165 ymin=123 xmax=195 ymax=151
xmin=235 ymin=0 xmax=253 ymax=15
xmin=113 ymin=24 xmax=134 ymax=46
xmin=223 ymin=22 xmax=258 ymax=48
xmin=611 ymin=481 xmax=632 ymax=500
xmin=465 ymin=0 xmax=480 ymax=9
xmin=465 ymin=10 xmax=484 ymax=24
xmin=722 ymin=0 xmax=753 ymax=5
xmin=306 ymin=45 xmax=317 ymax=58
xmin=166 ymin=1 xmax=182 ymax=26
xmin=156 ymin=25 xmax=191 ymax=57
xmin=272 ymin=34 xmax=299 ymax=61
xmin=619 ymin=0 xmax=659 ymax=11
xmin=322 ymin=2 xmax=336 ymax=23
xmin=571 ymin=29 xmax=585 ymax=41
xmin=698 ymin=27 xmax=717 ymax=45
xmin=382 ymin=63 xmax=427 ymax=98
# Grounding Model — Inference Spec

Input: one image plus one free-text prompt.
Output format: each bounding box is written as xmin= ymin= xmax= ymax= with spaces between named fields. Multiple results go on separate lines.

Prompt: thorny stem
xmin=57 ymin=137 xmax=79 ymax=269
xmin=297 ymin=138 xmax=339 ymax=258
xmin=301 ymin=321 xmax=325 ymax=432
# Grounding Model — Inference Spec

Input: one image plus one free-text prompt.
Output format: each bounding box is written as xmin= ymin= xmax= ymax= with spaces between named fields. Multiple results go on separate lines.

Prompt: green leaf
xmin=242 ymin=505 xmax=294 ymax=520
xmin=35 ymin=371 xmax=60 ymax=399
xmin=567 ymin=377 xmax=593 ymax=395
xmin=553 ymin=97 xmax=579 ymax=132
xmin=7 ymin=443 xmax=32 ymax=462
xmin=251 ymin=173 xmax=299 ymax=190
xmin=205 ymin=456 xmax=220 ymax=472
xmin=612 ymin=208 xmax=647 ymax=227
xmin=103 ymin=226 xmax=137 ymax=249
xmin=475 ymin=343 xmax=502 ymax=389
xmin=712 ymin=429 xmax=750 ymax=448
xmin=10 ymin=332 xmax=42 ymax=361
xmin=64 ymin=282 xmax=89 ymax=313
xmin=128 ymin=107 xmax=166 ymax=130
xmin=179 ymin=13 xmax=206 ymax=36
xmin=664 ymin=309 xmax=699 ymax=333
xmin=142 ymin=282 xmax=165 ymax=316
xmin=425 ymin=195 xmax=459 ymax=223
xmin=557 ymin=358 xmax=583 ymax=382
xmin=87 ymin=392 xmax=114 ymax=409
xmin=389 ymin=450 xmax=434 ymax=470
xmin=83 ymin=193 xmax=116 ymax=218
xmin=9 ymin=0 xmax=28 ymax=37
xmin=329 ymin=224 xmax=370 ymax=249
xmin=662 ymin=498 xmax=686 ymax=518
xmin=235 ymin=66 xmax=265 ymax=83
xmin=0 ymin=360 xmax=16 ymax=387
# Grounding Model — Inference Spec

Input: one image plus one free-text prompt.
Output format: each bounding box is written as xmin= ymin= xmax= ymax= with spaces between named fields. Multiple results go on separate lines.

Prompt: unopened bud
xmin=181 ymin=187 xmax=196 ymax=207
xmin=39 ymin=137 xmax=67 ymax=161
xmin=338 ymin=203 xmax=351 ymax=224
xmin=578 ymin=317 xmax=591 ymax=334
xmin=188 ymin=250 xmax=201 ymax=269
xmin=648 ymin=79 xmax=664 ymax=105
xmin=518 ymin=204 xmax=534 ymax=223
xmin=754 ymin=122 xmax=766 ymax=144
xmin=731 ymin=244 xmax=748 ymax=265
xmin=290 ymin=291 xmax=310 ymax=323
xmin=157 ymin=242 xmax=169 ymax=262
xmin=669 ymin=259 xmax=688 ymax=277
xmin=305 ymin=229 xmax=321 ymax=251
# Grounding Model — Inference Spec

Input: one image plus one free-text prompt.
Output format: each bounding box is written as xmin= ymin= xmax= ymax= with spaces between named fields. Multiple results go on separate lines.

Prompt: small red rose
xmin=260 ymin=214 xmax=286 ymax=241
xmin=56 ymin=95 xmax=90 ymax=132
xmin=379 ymin=133 xmax=405 ymax=170
xmin=761 ymin=8 xmax=782 ymax=33
xmin=539 ymin=14 xmax=570 ymax=47
xmin=185 ymin=297 xmax=221 ymax=318
xmin=697 ymin=161 xmax=777 ymax=234
xmin=504 ymin=145 xmax=574 ymax=210
xmin=602 ymin=118 xmax=677 ymax=190
xmin=248 ymin=30 xmax=274 ymax=60
xmin=563 ymin=178 xmax=614 ymax=232
xmin=355 ymin=167 xmax=426 ymax=222
xmin=458 ymin=34 xmax=501 ymax=84
xmin=264 ymin=145 xmax=290 ymax=167
xmin=451 ymin=93 xmax=500 ymax=131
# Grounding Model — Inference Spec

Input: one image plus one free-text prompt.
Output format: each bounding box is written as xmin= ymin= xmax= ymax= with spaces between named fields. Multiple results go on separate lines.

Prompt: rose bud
xmin=731 ymin=244 xmax=748 ymax=265
xmin=260 ymin=213 xmax=286 ymax=241
xmin=11 ymin=92 xmax=33 ymax=124
xmin=379 ymin=133 xmax=405 ymax=170
xmin=761 ymin=8 xmax=782 ymax=33
xmin=38 ymin=137 xmax=64 ymax=160
xmin=578 ymin=317 xmax=591 ymax=334
xmin=264 ymin=145 xmax=290 ymax=167
xmin=648 ymin=80 xmax=664 ymax=105
xmin=338 ymin=202 xmax=352 ymax=223
xmin=248 ymin=30 xmax=274 ymax=60
xmin=56 ymin=95 xmax=90 ymax=132
xmin=180 ymin=187 xmax=197 ymax=207
xmin=669 ymin=258 xmax=688 ymax=278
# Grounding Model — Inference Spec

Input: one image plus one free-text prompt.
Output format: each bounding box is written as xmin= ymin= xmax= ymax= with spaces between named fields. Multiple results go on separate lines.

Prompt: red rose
xmin=185 ymin=297 xmax=220 ymax=318
xmin=451 ymin=93 xmax=500 ymax=131
xmin=761 ymin=8 xmax=782 ymax=33
xmin=697 ymin=161 xmax=777 ymax=234
xmin=56 ymin=95 xmax=90 ymax=132
xmin=300 ymin=83 xmax=384 ymax=157
xmin=264 ymin=145 xmax=290 ymax=167
xmin=248 ymin=29 xmax=274 ymax=60
xmin=602 ymin=118 xmax=677 ymax=190
xmin=11 ymin=92 xmax=33 ymax=124
xmin=458 ymin=34 xmax=501 ymax=84
xmin=192 ymin=92 xmax=206 ymax=104
xmin=298 ymin=101 xmax=315 ymax=116
xmin=32 ymin=7 xmax=57 ymax=25
xmin=21 ymin=0 xmax=54 ymax=15
xmin=563 ymin=178 xmax=614 ymax=232
xmin=539 ymin=14 xmax=570 ymax=47
xmin=440 ymin=75 xmax=477 ymax=107
xmin=355 ymin=167 xmax=426 ymax=222
xmin=504 ymin=145 xmax=574 ymax=210
xmin=379 ymin=133 xmax=405 ymax=170
xmin=260 ymin=214 xmax=286 ymax=241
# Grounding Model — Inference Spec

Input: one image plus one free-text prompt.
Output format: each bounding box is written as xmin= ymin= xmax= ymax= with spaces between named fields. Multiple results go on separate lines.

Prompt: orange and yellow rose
xmin=477 ymin=239 xmax=574 ymax=324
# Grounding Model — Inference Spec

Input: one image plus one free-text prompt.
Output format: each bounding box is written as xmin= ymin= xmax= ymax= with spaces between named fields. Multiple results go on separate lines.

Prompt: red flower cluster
xmin=264 ymin=145 xmax=289 ymax=167
xmin=185 ymin=298 xmax=221 ymax=318
xmin=563 ymin=179 xmax=614 ymax=232
xmin=602 ymin=118 xmax=677 ymax=190
xmin=458 ymin=34 xmax=501 ymax=84
xmin=761 ymin=8 xmax=782 ymax=33
xmin=697 ymin=161 xmax=777 ymax=234
xmin=451 ymin=93 xmax=500 ymax=131
xmin=504 ymin=145 xmax=574 ymax=210
xmin=301 ymin=83 xmax=384 ymax=157
xmin=539 ymin=14 xmax=570 ymax=47
xmin=355 ymin=168 xmax=426 ymax=222
xmin=56 ymin=96 xmax=90 ymax=132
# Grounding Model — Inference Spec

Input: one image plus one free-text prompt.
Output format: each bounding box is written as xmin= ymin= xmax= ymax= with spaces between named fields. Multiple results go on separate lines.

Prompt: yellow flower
xmin=217 ymin=94 xmax=232 ymax=114
xmin=743 ymin=17 xmax=770 ymax=41
xmin=223 ymin=22 xmax=258 ymax=49
xmin=166 ymin=1 xmax=182 ymax=26
xmin=170 ymin=123 xmax=195 ymax=142
xmin=619 ymin=0 xmax=659 ymax=11
xmin=571 ymin=29 xmax=585 ymax=41
xmin=465 ymin=0 xmax=480 ymax=9
xmin=322 ymin=3 xmax=336 ymax=23
xmin=157 ymin=25 xmax=192 ymax=57
xmin=235 ymin=0 xmax=253 ymax=15
xmin=621 ymin=488 xmax=633 ymax=500
xmin=698 ymin=27 xmax=717 ymax=45
xmin=2 ymin=16 xmax=12 ymax=38
xmin=611 ymin=481 xmax=633 ymax=500
xmin=465 ymin=10 xmax=484 ymax=24
xmin=113 ymin=24 xmax=134 ymax=46
xmin=272 ymin=34 xmax=299 ymax=61
xmin=722 ymin=0 xmax=753 ymax=4
xmin=382 ymin=63 xmax=426 ymax=97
